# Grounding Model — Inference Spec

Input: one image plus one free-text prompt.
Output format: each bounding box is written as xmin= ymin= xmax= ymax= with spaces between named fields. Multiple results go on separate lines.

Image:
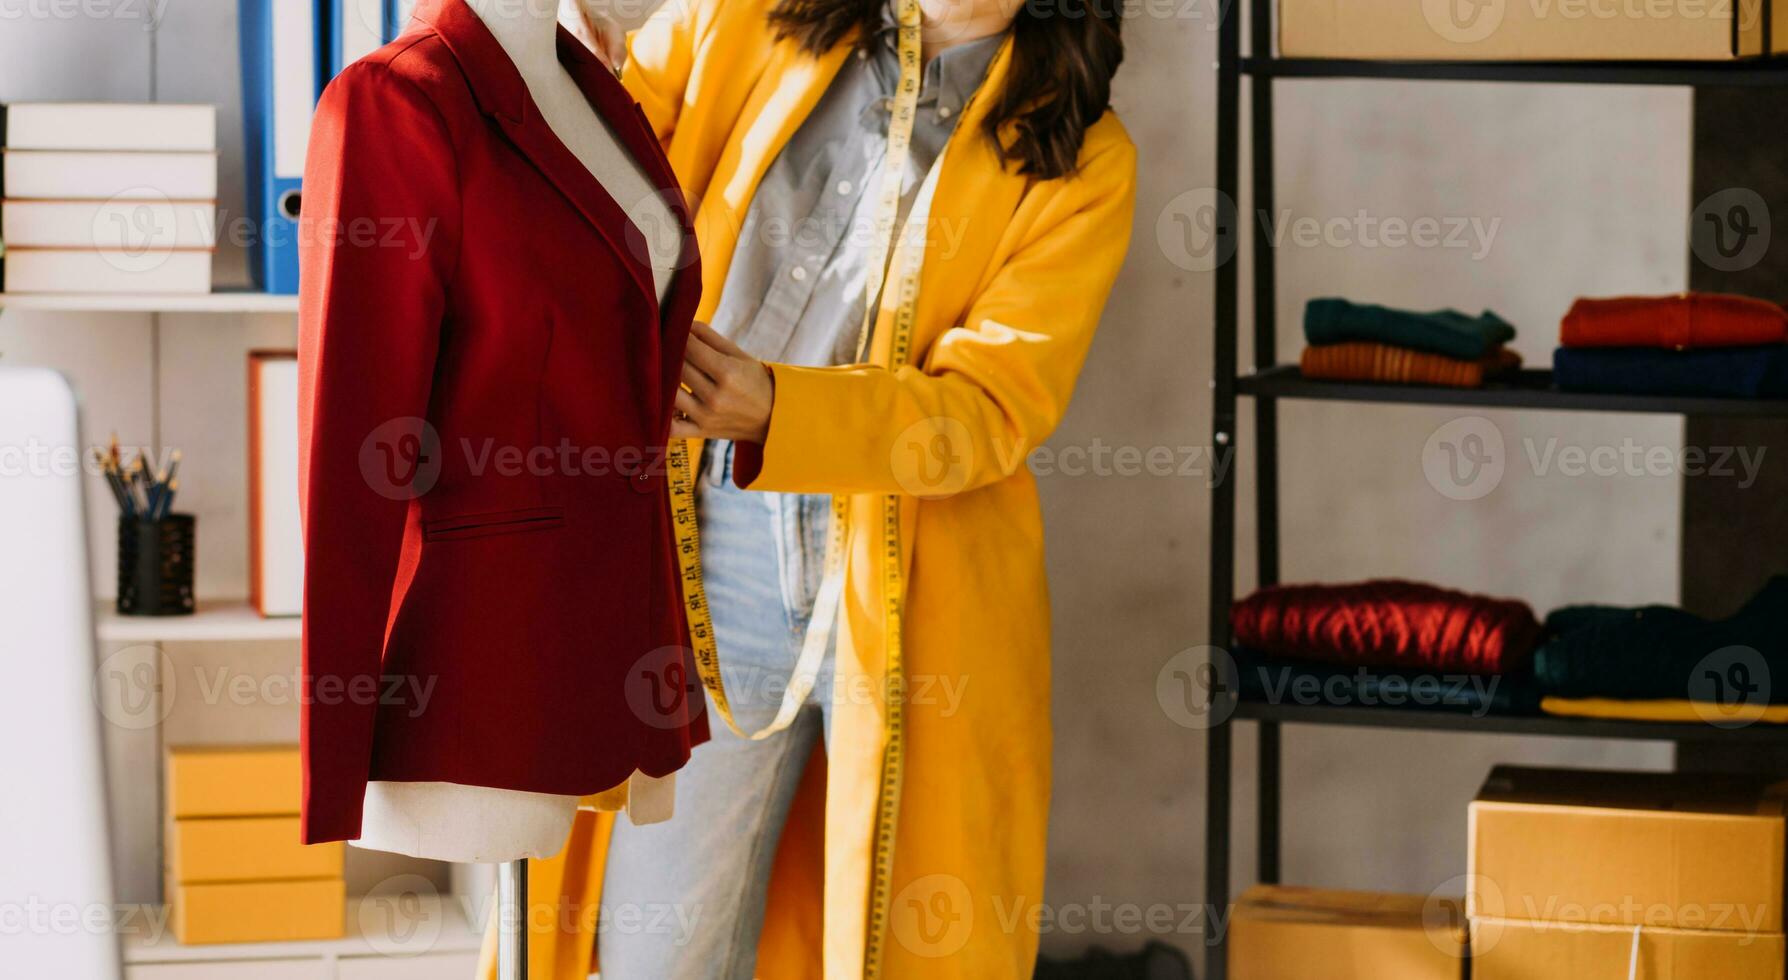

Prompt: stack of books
xmin=1 ymin=103 xmax=219 ymax=294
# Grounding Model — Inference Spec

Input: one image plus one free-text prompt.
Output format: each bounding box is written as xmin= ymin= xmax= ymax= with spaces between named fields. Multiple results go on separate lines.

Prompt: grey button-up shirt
xmin=707 ymin=16 xmax=1004 ymax=368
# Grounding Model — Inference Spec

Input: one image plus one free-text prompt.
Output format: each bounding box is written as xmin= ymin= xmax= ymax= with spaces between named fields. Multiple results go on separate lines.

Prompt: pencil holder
xmin=116 ymin=513 xmax=196 ymax=616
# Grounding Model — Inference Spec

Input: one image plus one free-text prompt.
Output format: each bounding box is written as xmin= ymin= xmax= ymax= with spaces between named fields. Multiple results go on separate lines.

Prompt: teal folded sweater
xmin=1305 ymin=298 xmax=1517 ymax=360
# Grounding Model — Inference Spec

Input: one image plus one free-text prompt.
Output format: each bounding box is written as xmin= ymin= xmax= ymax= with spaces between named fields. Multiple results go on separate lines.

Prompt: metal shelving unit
xmin=1204 ymin=9 xmax=1788 ymax=978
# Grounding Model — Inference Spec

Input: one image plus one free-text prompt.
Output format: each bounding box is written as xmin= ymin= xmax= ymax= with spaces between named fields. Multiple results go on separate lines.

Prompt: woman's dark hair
xmin=766 ymin=0 xmax=1124 ymax=180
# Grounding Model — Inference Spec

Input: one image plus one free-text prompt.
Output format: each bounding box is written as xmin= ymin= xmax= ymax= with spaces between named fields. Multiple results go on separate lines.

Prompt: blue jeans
xmin=598 ymin=442 xmax=834 ymax=980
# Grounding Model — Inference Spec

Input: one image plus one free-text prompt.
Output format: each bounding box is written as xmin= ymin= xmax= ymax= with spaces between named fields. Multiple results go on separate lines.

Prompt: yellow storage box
xmin=167 ymin=878 xmax=346 ymax=945
xmin=166 ymin=815 xmax=342 ymax=883
xmin=166 ymin=744 xmax=302 ymax=819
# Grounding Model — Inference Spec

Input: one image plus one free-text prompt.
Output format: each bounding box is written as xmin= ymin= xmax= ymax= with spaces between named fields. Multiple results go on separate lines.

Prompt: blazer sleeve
xmin=295 ymin=62 xmax=461 ymax=844
xmin=732 ymin=125 xmax=1138 ymax=497
xmin=621 ymin=0 xmax=724 ymax=141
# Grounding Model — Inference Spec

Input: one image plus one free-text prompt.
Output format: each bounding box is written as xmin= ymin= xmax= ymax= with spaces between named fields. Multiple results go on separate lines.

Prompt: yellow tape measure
xmin=666 ymin=0 xmax=928 ymax=974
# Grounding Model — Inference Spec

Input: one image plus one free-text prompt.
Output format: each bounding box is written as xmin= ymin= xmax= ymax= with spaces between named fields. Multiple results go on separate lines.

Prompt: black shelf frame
xmin=1204 ymin=11 xmax=1788 ymax=980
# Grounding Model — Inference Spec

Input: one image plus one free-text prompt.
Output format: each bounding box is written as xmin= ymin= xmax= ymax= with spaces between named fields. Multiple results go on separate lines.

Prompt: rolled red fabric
xmin=1561 ymin=294 xmax=1788 ymax=350
xmin=1230 ymin=580 xmax=1541 ymax=674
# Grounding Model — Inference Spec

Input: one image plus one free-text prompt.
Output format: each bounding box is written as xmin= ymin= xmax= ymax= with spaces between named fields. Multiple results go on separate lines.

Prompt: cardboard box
xmin=1471 ymin=915 xmax=1785 ymax=980
xmin=166 ymin=816 xmax=341 ymax=884
xmin=166 ymin=745 xmax=301 ymax=818
xmin=1229 ymin=884 xmax=1466 ymax=979
xmin=1469 ymin=766 xmax=1787 ymax=933
xmin=1281 ymin=0 xmax=1779 ymax=61
xmin=168 ymin=878 xmax=345 ymax=945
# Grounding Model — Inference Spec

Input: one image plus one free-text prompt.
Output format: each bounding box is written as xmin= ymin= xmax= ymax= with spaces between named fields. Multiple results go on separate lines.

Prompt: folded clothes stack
xmin=1534 ymin=576 xmax=1788 ymax=724
xmin=1300 ymin=298 xmax=1523 ymax=388
xmin=1229 ymin=580 xmax=1544 ymax=715
xmin=1552 ymin=293 xmax=1788 ymax=399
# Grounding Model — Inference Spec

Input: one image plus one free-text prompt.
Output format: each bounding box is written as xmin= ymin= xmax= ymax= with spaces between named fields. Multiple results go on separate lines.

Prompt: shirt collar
xmin=870 ymin=3 xmax=1005 ymax=115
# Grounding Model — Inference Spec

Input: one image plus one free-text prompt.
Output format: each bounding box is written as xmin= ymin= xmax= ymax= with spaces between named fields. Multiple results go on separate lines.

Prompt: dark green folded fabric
xmin=1534 ymin=577 xmax=1788 ymax=702
xmin=1231 ymin=647 xmax=1539 ymax=715
xmin=1304 ymin=298 xmax=1517 ymax=360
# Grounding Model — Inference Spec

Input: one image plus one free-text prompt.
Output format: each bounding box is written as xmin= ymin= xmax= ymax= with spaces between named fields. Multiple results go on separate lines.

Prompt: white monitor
xmin=0 ymin=367 xmax=122 ymax=977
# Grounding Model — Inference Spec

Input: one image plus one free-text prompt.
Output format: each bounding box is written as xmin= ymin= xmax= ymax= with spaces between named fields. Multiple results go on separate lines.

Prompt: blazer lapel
xmin=419 ymin=0 xmax=658 ymax=310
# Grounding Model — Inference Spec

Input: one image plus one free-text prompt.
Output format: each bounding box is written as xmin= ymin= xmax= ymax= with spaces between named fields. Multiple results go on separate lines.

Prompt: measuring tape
xmin=666 ymin=0 xmax=928 ymax=974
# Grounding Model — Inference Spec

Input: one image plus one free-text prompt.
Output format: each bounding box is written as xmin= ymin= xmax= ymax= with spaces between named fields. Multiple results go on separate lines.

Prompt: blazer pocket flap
xmin=422 ymin=505 xmax=564 ymax=541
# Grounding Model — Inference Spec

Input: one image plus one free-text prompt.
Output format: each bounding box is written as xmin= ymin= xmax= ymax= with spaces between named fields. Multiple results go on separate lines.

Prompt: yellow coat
xmin=478 ymin=0 xmax=1136 ymax=976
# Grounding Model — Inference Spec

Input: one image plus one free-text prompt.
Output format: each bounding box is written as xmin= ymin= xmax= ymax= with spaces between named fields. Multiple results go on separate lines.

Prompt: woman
xmin=483 ymin=0 xmax=1135 ymax=974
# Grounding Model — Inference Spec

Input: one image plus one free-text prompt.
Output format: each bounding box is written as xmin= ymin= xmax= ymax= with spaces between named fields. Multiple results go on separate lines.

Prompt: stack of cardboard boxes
xmin=165 ymin=745 xmax=345 ymax=944
xmin=1229 ymin=765 xmax=1787 ymax=979
xmin=1469 ymin=766 xmax=1786 ymax=980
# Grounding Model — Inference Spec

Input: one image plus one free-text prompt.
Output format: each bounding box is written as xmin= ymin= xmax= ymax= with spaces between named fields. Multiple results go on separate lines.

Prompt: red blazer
xmin=295 ymin=0 xmax=706 ymax=844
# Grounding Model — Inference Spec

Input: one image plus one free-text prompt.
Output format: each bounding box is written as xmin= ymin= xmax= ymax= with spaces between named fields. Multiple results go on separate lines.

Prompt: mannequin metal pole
xmin=497 ymin=859 xmax=529 ymax=980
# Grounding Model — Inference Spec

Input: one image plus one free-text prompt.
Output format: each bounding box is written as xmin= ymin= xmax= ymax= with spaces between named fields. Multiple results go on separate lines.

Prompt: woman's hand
xmin=559 ymin=0 xmax=626 ymax=72
xmin=673 ymin=321 xmax=775 ymax=443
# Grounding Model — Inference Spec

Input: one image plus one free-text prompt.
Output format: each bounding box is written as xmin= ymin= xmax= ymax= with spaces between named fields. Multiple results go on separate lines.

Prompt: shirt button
xmin=790 ymin=266 xmax=808 ymax=282
xmin=836 ymin=180 xmax=853 ymax=195
xmin=938 ymin=105 xmax=953 ymax=119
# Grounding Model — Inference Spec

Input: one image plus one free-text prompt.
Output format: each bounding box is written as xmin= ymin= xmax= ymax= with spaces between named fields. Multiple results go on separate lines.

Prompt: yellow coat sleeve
xmin=621 ymin=0 xmax=722 ymax=140
xmin=733 ymin=126 xmax=1138 ymax=495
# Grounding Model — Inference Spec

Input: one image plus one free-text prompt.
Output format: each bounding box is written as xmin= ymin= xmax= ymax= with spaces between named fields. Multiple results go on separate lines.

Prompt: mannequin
xmin=348 ymin=0 xmax=685 ymax=865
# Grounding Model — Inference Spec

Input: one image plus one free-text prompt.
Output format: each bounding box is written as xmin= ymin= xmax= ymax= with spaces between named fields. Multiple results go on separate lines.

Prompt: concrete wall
xmin=2 ymin=0 xmax=1697 ymax=964
xmin=1041 ymin=9 xmax=1688 ymax=961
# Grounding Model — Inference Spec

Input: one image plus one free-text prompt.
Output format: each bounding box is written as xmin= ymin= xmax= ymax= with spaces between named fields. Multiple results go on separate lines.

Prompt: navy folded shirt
xmin=1553 ymin=345 xmax=1788 ymax=399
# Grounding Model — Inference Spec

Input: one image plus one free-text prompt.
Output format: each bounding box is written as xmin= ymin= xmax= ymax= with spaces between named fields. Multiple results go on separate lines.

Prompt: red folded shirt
xmin=1561 ymin=293 xmax=1788 ymax=350
xmin=1230 ymin=580 xmax=1541 ymax=675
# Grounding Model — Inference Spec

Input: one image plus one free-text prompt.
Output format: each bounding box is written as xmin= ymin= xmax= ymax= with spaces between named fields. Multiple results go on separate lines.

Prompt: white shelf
xmin=0 ymin=289 xmax=297 ymax=314
xmin=122 ymin=896 xmax=483 ymax=964
xmin=96 ymin=599 xmax=299 ymax=643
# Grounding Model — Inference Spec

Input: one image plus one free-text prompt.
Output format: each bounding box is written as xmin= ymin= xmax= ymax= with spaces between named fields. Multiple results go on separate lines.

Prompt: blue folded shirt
xmin=1553 ymin=345 xmax=1788 ymax=399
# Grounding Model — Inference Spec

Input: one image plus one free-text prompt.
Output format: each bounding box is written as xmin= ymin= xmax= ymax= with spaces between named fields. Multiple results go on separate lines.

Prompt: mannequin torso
xmin=351 ymin=0 xmax=682 ymax=864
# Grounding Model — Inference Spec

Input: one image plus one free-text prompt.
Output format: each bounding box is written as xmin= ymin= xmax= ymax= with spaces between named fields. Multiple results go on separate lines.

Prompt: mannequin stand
xmin=498 ymin=859 xmax=529 ymax=980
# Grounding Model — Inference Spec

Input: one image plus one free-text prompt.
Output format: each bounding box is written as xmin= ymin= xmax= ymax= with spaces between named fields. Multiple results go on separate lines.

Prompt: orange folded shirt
xmin=1301 ymin=342 xmax=1521 ymax=388
xmin=1560 ymin=293 xmax=1788 ymax=349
